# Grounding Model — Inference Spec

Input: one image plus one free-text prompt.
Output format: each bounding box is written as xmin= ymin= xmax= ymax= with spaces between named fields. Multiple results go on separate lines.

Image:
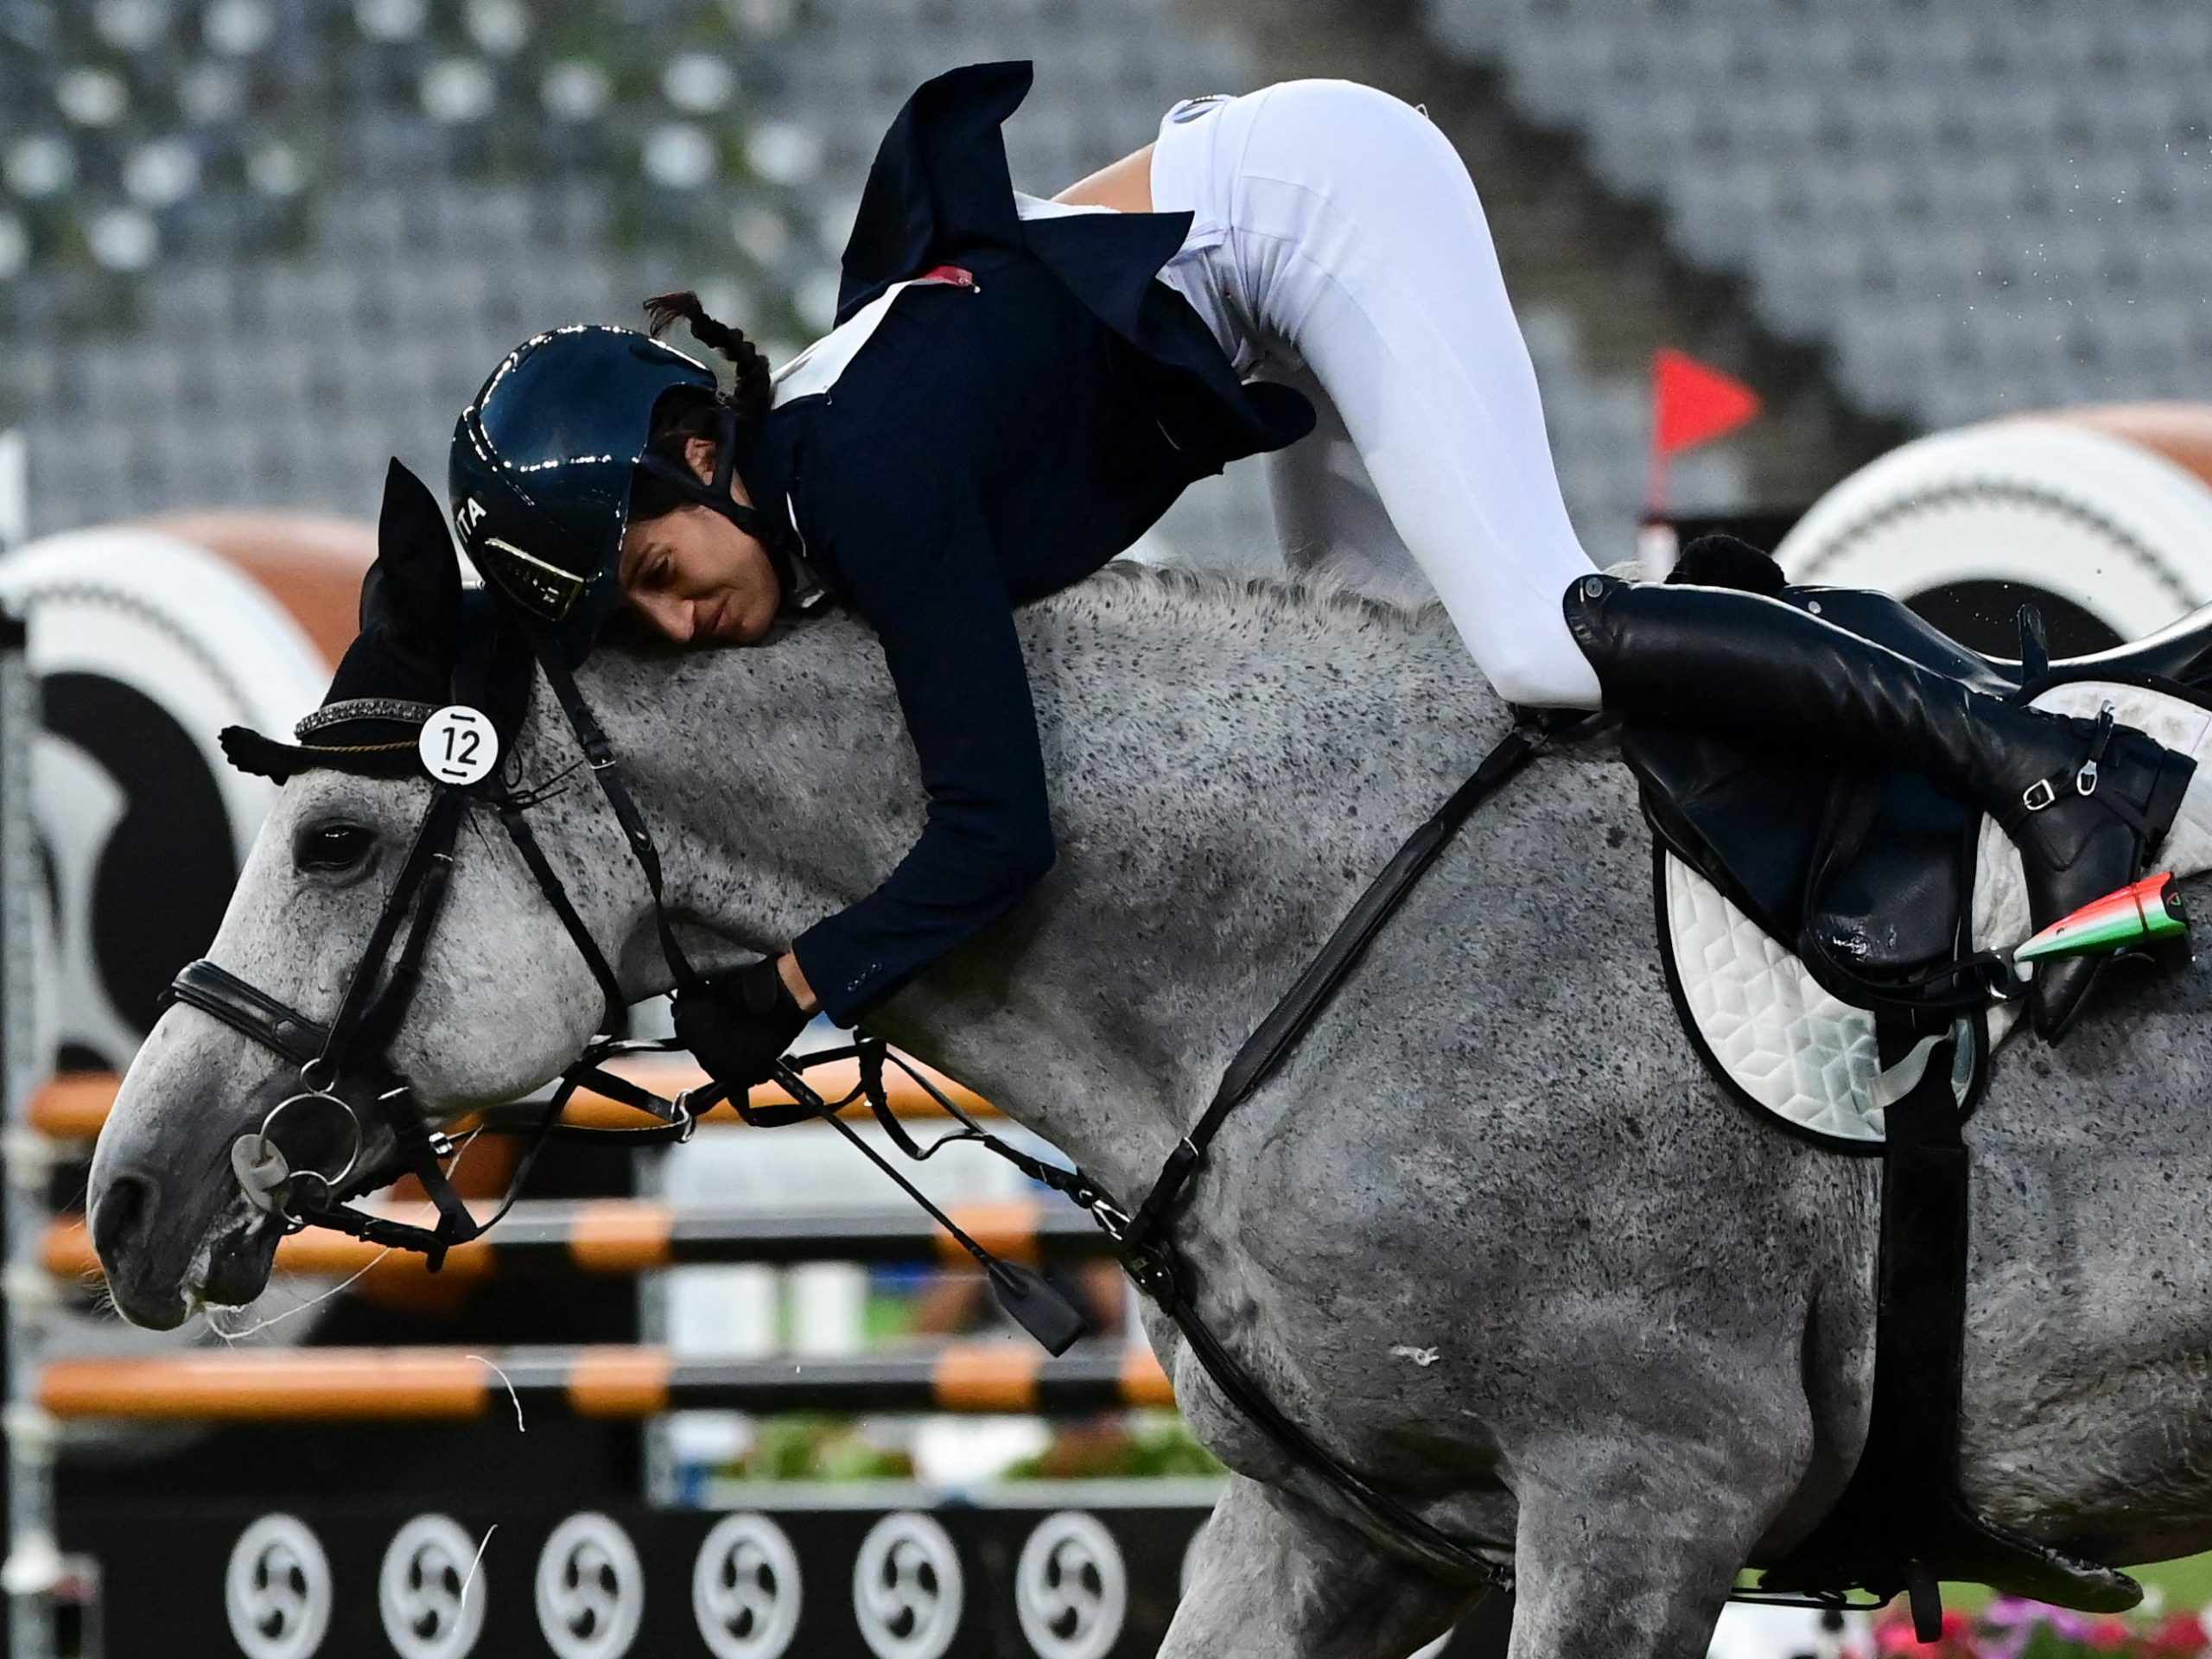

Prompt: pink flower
xmin=1869 ymin=1601 xmax=1984 ymax=1656
xmin=2151 ymin=1611 xmax=2208 ymax=1656
xmin=1872 ymin=1608 xmax=1932 ymax=1654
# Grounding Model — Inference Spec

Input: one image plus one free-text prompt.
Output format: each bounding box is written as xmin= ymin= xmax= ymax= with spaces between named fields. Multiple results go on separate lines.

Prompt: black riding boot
xmin=1565 ymin=573 xmax=2196 ymax=1039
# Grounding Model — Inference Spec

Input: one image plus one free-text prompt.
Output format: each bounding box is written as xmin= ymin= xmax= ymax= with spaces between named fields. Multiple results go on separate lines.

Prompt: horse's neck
xmin=586 ymin=569 xmax=1502 ymax=1191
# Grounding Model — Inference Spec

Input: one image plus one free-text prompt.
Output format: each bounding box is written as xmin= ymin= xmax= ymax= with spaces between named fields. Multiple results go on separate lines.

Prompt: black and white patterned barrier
xmin=64 ymin=1496 xmax=1513 ymax=1657
xmin=1775 ymin=416 xmax=2212 ymax=654
xmin=0 ymin=529 xmax=330 ymax=1071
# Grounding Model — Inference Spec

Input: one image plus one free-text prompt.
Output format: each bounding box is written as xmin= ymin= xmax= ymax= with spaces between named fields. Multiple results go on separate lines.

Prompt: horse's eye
xmin=296 ymin=823 xmax=374 ymax=873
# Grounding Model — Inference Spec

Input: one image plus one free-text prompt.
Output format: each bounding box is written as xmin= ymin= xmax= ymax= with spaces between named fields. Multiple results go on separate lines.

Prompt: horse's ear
xmin=359 ymin=458 xmax=464 ymax=653
xmin=316 ymin=459 xmax=469 ymax=711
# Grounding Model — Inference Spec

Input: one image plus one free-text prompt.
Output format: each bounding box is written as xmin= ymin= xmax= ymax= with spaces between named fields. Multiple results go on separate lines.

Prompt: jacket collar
xmin=836 ymin=60 xmax=1033 ymax=324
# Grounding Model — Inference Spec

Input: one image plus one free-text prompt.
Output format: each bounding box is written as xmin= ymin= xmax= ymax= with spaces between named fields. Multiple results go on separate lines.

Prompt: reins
xmin=181 ymin=632 xmax=1586 ymax=1593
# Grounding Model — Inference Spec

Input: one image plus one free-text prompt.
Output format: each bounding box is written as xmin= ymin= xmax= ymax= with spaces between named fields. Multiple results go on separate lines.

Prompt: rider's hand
xmin=673 ymin=957 xmax=811 ymax=1095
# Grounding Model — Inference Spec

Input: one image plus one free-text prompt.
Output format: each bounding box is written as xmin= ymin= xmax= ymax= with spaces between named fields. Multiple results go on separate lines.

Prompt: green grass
xmin=1736 ymin=1555 xmax=2212 ymax=1617
xmin=2131 ymin=1554 xmax=2212 ymax=1611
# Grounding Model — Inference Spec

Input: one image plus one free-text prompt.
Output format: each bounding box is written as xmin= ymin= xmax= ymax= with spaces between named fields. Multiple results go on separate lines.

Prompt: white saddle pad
xmin=1661 ymin=680 xmax=2212 ymax=1148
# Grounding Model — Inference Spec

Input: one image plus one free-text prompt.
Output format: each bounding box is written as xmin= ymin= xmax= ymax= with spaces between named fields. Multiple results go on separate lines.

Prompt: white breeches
xmin=1149 ymin=81 xmax=1605 ymax=709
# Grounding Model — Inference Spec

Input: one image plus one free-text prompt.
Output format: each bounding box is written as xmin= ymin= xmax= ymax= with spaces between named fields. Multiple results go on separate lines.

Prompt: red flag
xmin=1652 ymin=349 xmax=1762 ymax=456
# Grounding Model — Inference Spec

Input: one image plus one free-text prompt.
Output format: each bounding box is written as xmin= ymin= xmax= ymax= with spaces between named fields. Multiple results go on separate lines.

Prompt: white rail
xmin=1 ymin=588 xmax=60 ymax=1659
xmin=0 ymin=431 xmax=23 ymax=556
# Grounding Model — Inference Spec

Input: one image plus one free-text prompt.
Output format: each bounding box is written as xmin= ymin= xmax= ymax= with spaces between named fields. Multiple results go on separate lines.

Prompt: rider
xmin=448 ymin=62 xmax=2192 ymax=1094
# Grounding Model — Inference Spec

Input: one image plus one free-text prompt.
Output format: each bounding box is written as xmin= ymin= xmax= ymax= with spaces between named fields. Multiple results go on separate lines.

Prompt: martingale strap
xmin=1121 ymin=709 xmax=1586 ymax=1261
xmin=1080 ymin=709 xmax=1586 ymax=1589
xmin=663 ymin=713 xmax=1576 ymax=1584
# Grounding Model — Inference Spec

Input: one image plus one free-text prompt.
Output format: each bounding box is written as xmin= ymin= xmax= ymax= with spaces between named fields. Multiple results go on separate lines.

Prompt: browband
xmin=295 ymin=697 xmax=439 ymax=737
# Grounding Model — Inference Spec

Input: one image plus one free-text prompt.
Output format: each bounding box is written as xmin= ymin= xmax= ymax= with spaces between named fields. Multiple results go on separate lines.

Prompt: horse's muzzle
xmin=89 ymin=1165 xmax=193 ymax=1330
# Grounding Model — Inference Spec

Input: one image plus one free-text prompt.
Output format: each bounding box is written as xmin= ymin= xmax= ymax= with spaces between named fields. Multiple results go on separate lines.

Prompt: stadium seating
xmin=1421 ymin=0 xmax=2212 ymax=431
xmin=0 ymin=0 xmax=1731 ymax=572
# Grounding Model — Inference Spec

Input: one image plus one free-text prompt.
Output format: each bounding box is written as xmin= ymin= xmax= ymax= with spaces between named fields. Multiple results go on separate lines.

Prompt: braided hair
xmin=631 ymin=289 xmax=773 ymax=521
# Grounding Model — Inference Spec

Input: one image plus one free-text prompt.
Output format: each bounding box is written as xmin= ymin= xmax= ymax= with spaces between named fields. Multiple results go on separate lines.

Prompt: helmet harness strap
xmin=632 ymin=405 xmax=825 ymax=613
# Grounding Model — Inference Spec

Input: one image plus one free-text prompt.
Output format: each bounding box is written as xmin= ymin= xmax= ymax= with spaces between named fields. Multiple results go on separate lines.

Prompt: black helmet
xmin=449 ymin=323 xmax=804 ymax=662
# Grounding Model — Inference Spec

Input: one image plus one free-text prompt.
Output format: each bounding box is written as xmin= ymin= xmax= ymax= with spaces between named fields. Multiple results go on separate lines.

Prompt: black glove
xmin=672 ymin=958 xmax=810 ymax=1094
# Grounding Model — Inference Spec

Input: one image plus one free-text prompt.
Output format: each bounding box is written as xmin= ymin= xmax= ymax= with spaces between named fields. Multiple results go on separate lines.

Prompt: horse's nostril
xmin=90 ymin=1171 xmax=157 ymax=1270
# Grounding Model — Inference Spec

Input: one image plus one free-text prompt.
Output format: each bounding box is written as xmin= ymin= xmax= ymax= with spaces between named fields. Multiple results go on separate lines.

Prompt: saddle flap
xmin=1619 ymin=723 xmax=1832 ymax=938
xmin=1624 ymin=581 xmax=1998 ymax=1004
xmin=1625 ymin=721 xmax=1978 ymax=995
xmin=1806 ymin=771 xmax=1980 ymax=978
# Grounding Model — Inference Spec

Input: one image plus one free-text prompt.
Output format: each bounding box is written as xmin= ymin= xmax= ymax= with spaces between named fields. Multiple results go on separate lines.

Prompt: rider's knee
xmin=1484 ymin=644 xmax=1605 ymax=713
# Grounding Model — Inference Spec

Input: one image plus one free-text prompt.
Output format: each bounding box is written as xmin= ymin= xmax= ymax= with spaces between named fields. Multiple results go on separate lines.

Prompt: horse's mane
xmin=1041 ymin=558 xmax=1451 ymax=647
xmin=591 ymin=554 xmax=1475 ymax=752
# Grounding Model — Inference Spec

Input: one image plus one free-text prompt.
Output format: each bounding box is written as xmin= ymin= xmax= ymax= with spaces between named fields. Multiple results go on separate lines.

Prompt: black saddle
xmin=1630 ymin=545 xmax=2212 ymax=1623
xmin=1624 ymin=564 xmax=2212 ymax=1025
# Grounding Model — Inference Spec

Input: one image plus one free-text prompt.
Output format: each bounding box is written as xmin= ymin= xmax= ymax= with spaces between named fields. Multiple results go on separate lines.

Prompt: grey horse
xmin=86 ymin=561 xmax=2212 ymax=1657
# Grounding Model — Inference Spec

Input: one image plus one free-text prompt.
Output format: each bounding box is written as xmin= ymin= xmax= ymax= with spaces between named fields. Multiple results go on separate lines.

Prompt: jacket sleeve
xmin=791 ymin=479 xmax=1056 ymax=1024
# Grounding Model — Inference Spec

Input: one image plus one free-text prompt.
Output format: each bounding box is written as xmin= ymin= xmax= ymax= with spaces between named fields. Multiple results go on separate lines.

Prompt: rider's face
xmin=617 ymin=435 xmax=782 ymax=645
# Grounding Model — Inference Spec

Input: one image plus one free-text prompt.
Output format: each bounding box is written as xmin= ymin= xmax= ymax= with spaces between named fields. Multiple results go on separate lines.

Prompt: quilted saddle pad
xmin=1659 ymin=680 xmax=2212 ymax=1150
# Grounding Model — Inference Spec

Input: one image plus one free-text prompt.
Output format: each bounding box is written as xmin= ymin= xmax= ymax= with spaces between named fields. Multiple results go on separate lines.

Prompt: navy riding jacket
xmin=766 ymin=60 xmax=1314 ymax=1023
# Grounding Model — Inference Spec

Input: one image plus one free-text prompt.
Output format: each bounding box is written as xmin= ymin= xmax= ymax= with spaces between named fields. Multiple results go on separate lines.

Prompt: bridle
xmin=177 ymin=627 xmax=1100 ymax=1306
xmin=175 ymin=613 xmax=1586 ymax=1594
xmin=173 ymin=630 xmax=715 ymax=1268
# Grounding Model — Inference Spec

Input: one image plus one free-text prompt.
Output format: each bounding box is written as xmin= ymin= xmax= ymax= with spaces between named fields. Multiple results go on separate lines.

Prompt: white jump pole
xmin=0 ymin=520 xmax=60 ymax=1659
xmin=0 ymin=430 xmax=25 ymax=555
